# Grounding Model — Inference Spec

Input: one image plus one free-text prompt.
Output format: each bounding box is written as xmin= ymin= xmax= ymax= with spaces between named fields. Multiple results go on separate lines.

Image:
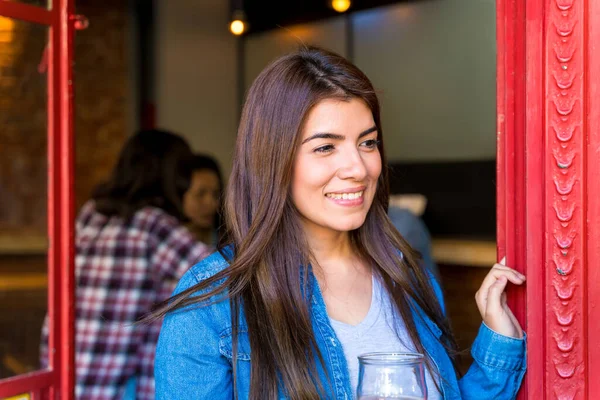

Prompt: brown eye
xmin=360 ymin=139 xmax=380 ymax=150
xmin=314 ymin=144 xmax=335 ymax=154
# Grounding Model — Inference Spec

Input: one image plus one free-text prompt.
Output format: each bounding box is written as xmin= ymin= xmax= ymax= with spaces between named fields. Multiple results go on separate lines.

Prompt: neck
xmin=306 ymin=230 xmax=353 ymax=264
xmin=190 ymin=225 xmax=213 ymax=245
xmin=302 ymin=224 xmax=366 ymax=280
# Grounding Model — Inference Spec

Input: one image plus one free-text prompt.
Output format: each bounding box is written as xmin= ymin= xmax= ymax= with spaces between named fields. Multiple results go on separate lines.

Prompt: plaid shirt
xmin=41 ymin=201 xmax=211 ymax=399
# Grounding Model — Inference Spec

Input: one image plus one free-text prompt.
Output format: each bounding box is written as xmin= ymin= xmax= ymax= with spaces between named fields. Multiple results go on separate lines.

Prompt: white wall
xmin=155 ymin=0 xmax=238 ymax=178
xmin=155 ymin=0 xmax=497 ymax=174
xmin=241 ymin=0 xmax=496 ymax=163
xmin=353 ymin=0 xmax=496 ymax=162
xmin=244 ymin=17 xmax=348 ymax=93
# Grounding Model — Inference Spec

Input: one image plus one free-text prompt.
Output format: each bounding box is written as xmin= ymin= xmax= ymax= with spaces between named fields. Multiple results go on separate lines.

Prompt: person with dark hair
xmin=153 ymin=48 xmax=526 ymax=399
xmin=182 ymin=154 xmax=223 ymax=245
xmin=40 ymin=129 xmax=210 ymax=399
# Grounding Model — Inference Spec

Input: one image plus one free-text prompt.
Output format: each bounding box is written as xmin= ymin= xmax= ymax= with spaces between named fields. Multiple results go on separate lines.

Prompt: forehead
xmin=191 ymin=169 xmax=220 ymax=184
xmin=302 ymin=98 xmax=374 ymax=137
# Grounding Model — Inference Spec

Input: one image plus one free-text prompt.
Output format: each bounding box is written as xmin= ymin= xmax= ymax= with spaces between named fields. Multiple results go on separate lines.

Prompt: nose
xmin=205 ymin=193 xmax=219 ymax=209
xmin=337 ymin=148 xmax=368 ymax=181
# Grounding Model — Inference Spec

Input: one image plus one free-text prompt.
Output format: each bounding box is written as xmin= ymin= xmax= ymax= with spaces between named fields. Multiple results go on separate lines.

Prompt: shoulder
xmin=173 ymin=247 xmax=233 ymax=296
xmin=136 ymin=207 xmax=196 ymax=244
xmin=162 ymin=249 xmax=235 ymax=344
xmin=136 ymin=206 xmax=180 ymax=231
xmin=76 ymin=200 xmax=102 ymax=225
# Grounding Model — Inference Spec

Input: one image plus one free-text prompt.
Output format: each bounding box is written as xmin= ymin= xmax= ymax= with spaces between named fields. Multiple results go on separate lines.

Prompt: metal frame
xmin=0 ymin=0 xmax=75 ymax=398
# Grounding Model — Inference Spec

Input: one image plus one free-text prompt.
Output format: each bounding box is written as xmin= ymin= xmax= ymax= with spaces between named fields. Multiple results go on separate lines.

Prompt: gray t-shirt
xmin=329 ymin=275 xmax=442 ymax=399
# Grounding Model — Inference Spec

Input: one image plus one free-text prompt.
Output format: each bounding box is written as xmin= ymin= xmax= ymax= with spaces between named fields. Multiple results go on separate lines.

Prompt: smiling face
xmin=291 ymin=97 xmax=382 ymax=238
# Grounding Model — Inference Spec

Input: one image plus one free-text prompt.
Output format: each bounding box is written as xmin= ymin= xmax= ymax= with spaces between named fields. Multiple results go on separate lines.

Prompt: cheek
xmin=183 ymin=194 xmax=193 ymax=211
xmin=291 ymin=159 xmax=331 ymax=204
xmin=365 ymin=154 xmax=382 ymax=180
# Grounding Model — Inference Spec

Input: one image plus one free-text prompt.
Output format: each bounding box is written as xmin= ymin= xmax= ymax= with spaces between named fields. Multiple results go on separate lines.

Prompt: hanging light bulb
xmin=229 ymin=9 xmax=247 ymax=36
xmin=230 ymin=19 xmax=245 ymax=35
xmin=331 ymin=0 xmax=351 ymax=13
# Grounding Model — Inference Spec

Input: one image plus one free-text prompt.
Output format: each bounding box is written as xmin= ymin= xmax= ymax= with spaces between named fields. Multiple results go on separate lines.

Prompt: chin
xmin=331 ymin=217 xmax=367 ymax=232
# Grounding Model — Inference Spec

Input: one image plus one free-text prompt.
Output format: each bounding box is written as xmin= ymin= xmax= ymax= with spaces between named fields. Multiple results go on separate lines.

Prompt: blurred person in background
xmin=40 ymin=129 xmax=211 ymax=400
xmin=183 ymin=154 xmax=223 ymax=246
xmin=388 ymin=203 xmax=440 ymax=282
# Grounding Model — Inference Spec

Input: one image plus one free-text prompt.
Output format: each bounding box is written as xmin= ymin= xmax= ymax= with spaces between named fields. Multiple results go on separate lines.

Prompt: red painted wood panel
xmin=586 ymin=0 xmax=600 ymax=396
xmin=499 ymin=0 xmax=598 ymax=398
xmin=496 ymin=0 xmax=530 ymax=396
xmin=545 ymin=0 xmax=586 ymax=397
xmin=523 ymin=0 xmax=545 ymax=399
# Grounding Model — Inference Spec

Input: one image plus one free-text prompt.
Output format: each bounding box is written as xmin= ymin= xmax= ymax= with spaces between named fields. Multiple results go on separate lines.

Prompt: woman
xmin=183 ymin=154 xmax=223 ymax=245
xmin=40 ymin=129 xmax=211 ymax=400
xmin=154 ymin=48 xmax=526 ymax=399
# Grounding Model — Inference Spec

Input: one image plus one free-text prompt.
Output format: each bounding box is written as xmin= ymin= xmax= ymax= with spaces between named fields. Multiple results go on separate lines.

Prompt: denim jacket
xmin=155 ymin=250 xmax=526 ymax=399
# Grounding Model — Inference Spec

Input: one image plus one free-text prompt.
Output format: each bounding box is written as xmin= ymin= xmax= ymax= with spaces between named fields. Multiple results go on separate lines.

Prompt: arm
xmin=136 ymin=321 xmax=161 ymax=400
xmin=458 ymin=323 xmax=526 ymax=400
xmin=154 ymin=272 xmax=233 ymax=400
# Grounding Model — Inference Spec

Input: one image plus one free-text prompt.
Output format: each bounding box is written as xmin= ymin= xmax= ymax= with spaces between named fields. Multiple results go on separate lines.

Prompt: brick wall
xmin=0 ymin=0 xmax=130 ymax=245
xmin=0 ymin=0 xmax=131 ymax=377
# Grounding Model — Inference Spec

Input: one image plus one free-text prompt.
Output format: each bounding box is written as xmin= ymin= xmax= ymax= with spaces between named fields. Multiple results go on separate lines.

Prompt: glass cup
xmin=357 ymin=352 xmax=427 ymax=400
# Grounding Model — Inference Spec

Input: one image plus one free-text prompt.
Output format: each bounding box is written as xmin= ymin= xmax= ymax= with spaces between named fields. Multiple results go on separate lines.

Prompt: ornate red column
xmin=497 ymin=0 xmax=600 ymax=398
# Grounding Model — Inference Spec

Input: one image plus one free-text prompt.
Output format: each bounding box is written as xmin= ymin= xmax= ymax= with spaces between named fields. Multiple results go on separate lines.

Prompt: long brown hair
xmin=152 ymin=47 xmax=458 ymax=399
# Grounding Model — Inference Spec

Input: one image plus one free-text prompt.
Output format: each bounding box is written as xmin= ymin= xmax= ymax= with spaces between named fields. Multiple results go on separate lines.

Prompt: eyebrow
xmin=301 ymin=126 xmax=378 ymax=144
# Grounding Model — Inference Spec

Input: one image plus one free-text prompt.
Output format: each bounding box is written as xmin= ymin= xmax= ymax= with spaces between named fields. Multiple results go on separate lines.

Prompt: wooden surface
xmin=0 ymin=254 xmax=47 ymax=379
xmin=439 ymin=263 xmax=489 ymax=374
xmin=431 ymin=238 xmax=496 ymax=268
xmin=0 ymin=236 xmax=47 ymax=255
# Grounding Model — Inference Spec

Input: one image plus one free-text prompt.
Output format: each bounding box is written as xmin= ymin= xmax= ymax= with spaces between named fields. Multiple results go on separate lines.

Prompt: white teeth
xmin=326 ymin=190 xmax=364 ymax=200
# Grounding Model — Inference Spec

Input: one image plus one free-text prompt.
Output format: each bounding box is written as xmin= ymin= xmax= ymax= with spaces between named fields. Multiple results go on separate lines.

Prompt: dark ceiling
xmin=241 ymin=0 xmax=410 ymax=34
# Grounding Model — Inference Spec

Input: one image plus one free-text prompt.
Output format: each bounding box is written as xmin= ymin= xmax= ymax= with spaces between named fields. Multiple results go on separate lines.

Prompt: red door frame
xmin=0 ymin=0 xmax=75 ymax=399
xmin=497 ymin=0 xmax=599 ymax=398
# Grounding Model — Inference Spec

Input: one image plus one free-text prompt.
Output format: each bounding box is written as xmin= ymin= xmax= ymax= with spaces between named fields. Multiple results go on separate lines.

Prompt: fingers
xmin=474 ymin=256 xmax=526 ymax=339
xmin=480 ymin=266 xmax=526 ymax=296
xmin=475 ymin=268 xmax=525 ymax=320
xmin=486 ymin=276 xmax=508 ymax=315
xmin=503 ymin=303 xmax=524 ymax=338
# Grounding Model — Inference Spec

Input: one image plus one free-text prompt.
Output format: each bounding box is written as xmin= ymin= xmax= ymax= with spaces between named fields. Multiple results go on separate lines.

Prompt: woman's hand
xmin=475 ymin=257 xmax=525 ymax=339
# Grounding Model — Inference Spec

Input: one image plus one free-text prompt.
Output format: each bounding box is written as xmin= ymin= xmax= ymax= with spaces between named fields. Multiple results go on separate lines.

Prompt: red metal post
xmin=55 ymin=0 xmax=76 ymax=397
xmin=0 ymin=1 xmax=52 ymax=25
xmin=0 ymin=0 xmax=75 ymax=398
xmin=0 ymin=372 xmax=55 ymax=398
